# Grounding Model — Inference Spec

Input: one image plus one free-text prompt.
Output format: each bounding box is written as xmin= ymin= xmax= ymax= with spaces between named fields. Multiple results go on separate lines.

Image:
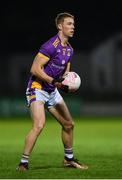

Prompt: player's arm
xmin=63 ymin=62 xmax=71 ymax=77
xmin=30 ymin=53 xmax=53 ymax=84
xmin=30 ymin=53 xmax=63 ymax=87
xmin=58 ymin=62 xmax=71 ymax=93
xmin=65 ymin=62 xmax=71 ymax=73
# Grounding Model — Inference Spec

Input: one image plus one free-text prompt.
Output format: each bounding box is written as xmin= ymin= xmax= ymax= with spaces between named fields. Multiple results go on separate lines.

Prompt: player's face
xmin=59 ymin=17 xmax=75 ymax=38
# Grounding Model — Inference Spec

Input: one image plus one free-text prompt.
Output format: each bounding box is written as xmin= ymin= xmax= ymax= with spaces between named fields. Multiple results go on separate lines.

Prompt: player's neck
xmin=58 ymin=32 xmax=68 ymax=47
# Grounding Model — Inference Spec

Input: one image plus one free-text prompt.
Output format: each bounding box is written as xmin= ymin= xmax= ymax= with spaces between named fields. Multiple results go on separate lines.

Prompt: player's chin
xmin=69 ymin=34 xmax=74 ymax=37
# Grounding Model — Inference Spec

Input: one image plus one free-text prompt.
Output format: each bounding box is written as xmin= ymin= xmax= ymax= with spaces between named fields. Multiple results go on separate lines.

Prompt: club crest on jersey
xmin=62 ymin=48 xmax=66 ymax=55
xmin=62 ymin=60 xmax=65 ymax=64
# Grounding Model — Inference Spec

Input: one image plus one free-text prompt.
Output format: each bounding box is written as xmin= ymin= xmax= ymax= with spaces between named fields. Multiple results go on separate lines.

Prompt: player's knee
xmin=33 ymin=124 xmax=45 ymax=135
xmin=64 ymin=121 xmax=74 ymax=132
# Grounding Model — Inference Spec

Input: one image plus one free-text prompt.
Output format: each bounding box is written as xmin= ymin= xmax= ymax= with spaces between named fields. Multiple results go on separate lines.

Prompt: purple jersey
xmin=28 ymin=34 xmax=73 ymax=93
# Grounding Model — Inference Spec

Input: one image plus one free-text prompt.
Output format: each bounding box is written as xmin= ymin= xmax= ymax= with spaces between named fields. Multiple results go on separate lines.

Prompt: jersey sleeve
xmin=38 ymin=40 xmax=55 ymax=59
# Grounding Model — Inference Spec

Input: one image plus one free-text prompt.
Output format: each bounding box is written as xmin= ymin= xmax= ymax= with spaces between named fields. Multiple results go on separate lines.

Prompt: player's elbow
xmin=30 ymin=65 xmax=39 ymax=76
xmin=30 ymin=66 xmax=36 ymax=75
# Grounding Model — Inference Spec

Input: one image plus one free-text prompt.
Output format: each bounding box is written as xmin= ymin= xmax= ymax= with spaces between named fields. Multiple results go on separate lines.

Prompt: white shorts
xmin=26 ymin=88 xmax=63 ymax=109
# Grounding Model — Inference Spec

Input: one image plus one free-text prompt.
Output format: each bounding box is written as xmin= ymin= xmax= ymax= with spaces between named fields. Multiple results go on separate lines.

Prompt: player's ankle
xmin=64 ymin=148 xmax=74 ymax=160
xmin=20 ymin=154 xmax=29 ymax=163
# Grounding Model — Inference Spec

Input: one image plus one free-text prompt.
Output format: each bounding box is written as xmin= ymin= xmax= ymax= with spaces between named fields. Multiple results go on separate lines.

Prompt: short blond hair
xmin=55 ymin=12 xmax=74 ymax=29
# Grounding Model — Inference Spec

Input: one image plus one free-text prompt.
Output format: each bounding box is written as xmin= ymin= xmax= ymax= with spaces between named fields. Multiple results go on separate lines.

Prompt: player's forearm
xmin=31 ymin=67 xmax=53 ymax=84
xmin=63 ymin=62 xmax=70 ymax=75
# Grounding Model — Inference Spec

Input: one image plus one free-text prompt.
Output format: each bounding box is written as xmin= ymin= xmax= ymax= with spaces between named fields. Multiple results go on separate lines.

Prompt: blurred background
xmin=1 ymin=0 xmax=122 ymax=117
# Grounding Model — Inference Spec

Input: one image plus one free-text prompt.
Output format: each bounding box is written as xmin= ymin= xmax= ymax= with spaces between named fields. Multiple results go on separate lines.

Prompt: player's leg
xmin=49 ymin=99 xmax=74 ymax=149
xmin=48 ymin=97 xmax=88 ymax=170
xmin=17 ymin=101 xmax=45 ymax=171
xmin=24 ymin=101 xmax=45 ymax=155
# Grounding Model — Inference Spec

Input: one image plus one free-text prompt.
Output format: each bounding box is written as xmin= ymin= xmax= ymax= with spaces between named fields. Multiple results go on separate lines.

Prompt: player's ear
xmin=58 ymin=23 xmax=62 ymax=31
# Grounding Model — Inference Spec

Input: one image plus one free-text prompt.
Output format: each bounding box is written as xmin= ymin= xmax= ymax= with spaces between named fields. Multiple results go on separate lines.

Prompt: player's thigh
xmin=48 ymin=99 xmax=73 ymax=126
xmin=30 ymin=101 xmax=46 ymax=128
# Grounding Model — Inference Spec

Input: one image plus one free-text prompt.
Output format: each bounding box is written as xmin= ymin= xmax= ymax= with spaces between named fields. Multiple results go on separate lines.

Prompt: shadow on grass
xmin=31 ymin=165 xmax=65 ymax=170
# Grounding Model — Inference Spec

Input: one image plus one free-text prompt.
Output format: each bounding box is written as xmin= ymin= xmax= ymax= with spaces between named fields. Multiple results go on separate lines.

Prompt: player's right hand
xmin=52 ymin=77 xmax=64 ymax=88
xmin=52 ymin=77 xmax=69 ymax=92
xmin=60 ymin=85 xmax=69 ymax=93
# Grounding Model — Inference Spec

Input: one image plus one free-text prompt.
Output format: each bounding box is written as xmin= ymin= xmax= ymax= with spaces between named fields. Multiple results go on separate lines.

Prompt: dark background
xmin=1 ymin=0 xmax=122 ymax=104
xmin=1 ymin=1 xmax=122 ymax=53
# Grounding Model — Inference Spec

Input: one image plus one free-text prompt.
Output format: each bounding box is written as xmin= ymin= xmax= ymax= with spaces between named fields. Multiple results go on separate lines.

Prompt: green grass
xmin=0 ymin=116 xmax=122 ymax=179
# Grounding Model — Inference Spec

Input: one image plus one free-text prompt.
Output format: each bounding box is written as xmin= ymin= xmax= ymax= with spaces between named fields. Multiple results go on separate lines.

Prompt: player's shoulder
xmin=50 ymin=34 xmax=60 ymax=48
xmin=42 ymin=34 xmax=60 ymax=48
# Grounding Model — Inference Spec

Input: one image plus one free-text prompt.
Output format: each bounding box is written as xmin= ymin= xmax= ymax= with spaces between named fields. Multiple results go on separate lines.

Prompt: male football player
xmin=17 ymin=12 xmax=88 ymax=171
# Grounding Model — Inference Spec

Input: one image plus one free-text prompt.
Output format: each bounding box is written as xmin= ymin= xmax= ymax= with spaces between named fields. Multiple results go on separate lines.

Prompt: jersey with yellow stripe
xmin=28 ymin=34 xmax=73 ymax=93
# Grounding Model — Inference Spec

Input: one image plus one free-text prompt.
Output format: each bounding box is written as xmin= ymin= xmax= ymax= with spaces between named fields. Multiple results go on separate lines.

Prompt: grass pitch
xmin=0 ymin=116 xmax=122 ymax=179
